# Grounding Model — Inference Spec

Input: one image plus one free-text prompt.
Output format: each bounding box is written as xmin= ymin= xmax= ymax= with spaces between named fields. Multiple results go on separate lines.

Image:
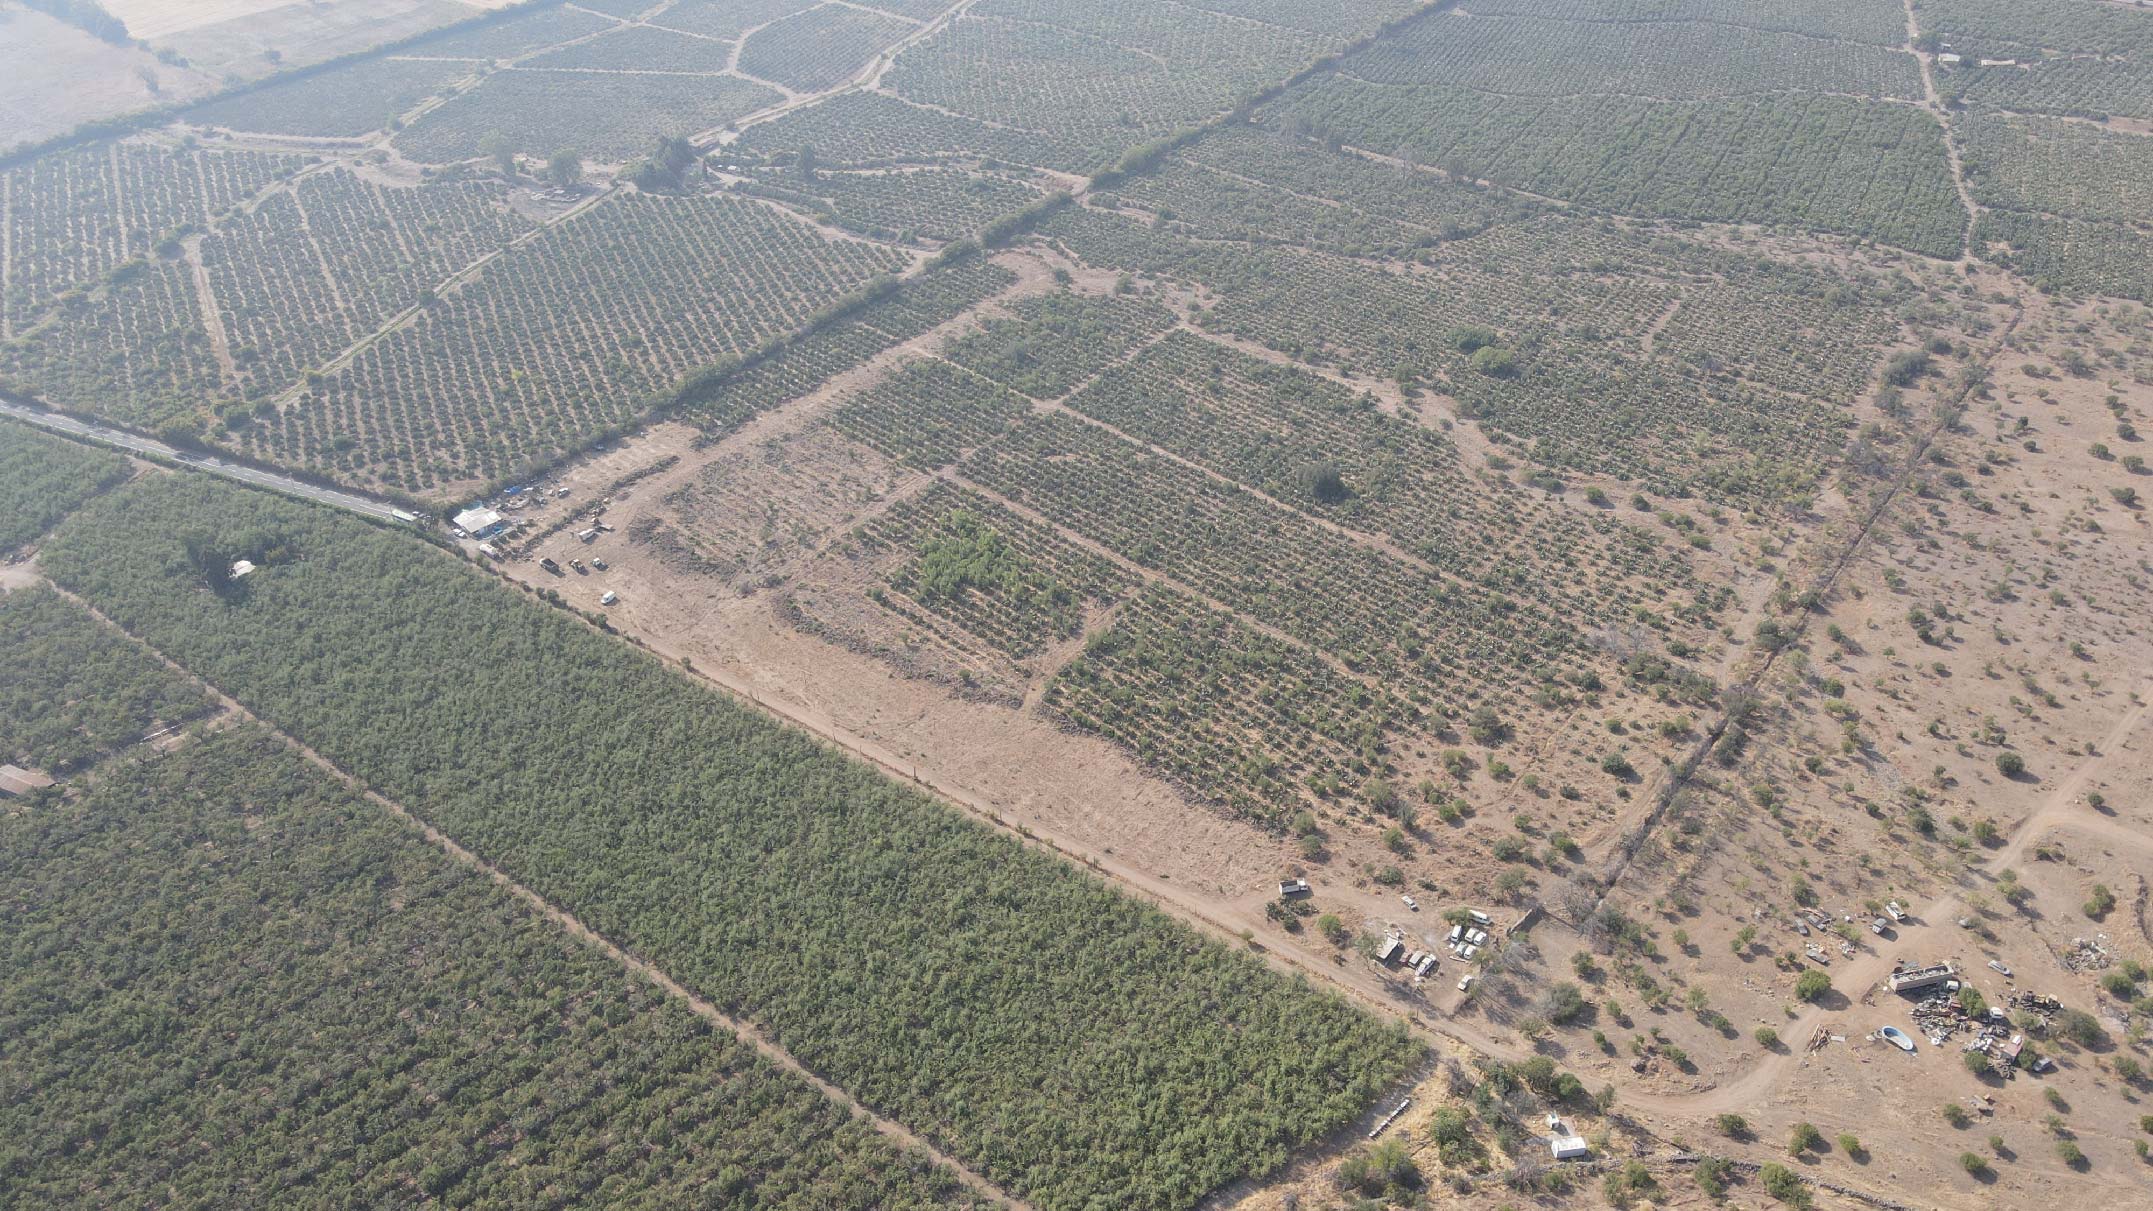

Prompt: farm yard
xmin=5 ymin=0 xmax=2153 ymax=1208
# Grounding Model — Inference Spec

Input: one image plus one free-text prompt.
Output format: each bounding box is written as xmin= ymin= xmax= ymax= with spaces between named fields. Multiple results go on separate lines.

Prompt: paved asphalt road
xmin=0 ymin=398 xmax=415 ymax=525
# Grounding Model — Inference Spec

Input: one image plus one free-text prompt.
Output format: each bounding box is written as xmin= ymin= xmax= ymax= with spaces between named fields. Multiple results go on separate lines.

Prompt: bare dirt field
xmin=0 ymin=7 xmax=219 ymax=149
xmin=144 ymin=0 xmax=493 ymax=80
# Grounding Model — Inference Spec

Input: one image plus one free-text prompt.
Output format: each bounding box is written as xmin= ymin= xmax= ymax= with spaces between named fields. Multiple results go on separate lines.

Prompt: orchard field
xmin=5 ymin=0 xmax=2152 ymax=1207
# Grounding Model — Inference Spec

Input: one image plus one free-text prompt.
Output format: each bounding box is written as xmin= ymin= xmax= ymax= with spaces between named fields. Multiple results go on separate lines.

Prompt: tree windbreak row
xmin=39 ymin=474 xmax=1416 ymax=1211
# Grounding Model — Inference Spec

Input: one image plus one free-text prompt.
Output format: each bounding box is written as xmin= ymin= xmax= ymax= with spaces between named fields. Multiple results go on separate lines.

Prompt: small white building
xmin=1545 ymin=1120 xmax=1591 ymax=1160
xmin=452 ymin=507 xmax=505 ymax=537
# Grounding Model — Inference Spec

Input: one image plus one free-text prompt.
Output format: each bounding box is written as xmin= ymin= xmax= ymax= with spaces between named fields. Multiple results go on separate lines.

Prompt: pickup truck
xmin=539 ymin=557 xmax=562 ymax=574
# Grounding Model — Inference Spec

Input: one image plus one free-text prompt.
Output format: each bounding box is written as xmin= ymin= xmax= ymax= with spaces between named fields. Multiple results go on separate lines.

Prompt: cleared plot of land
xmin=640 ymin=425 xmax=912 ymax=587
xmin=392 ymin=67 xmax=779 ymax=161
xmin=251 ymin=192 xmax=907 ymax=493
xmin=0 ymin=8 xmax=220 ymax=152
xmin=0 ymin=584 xmax=212 ymax=774
xmin=104 ymin=0 xmax=316 ymax=40
xmin=522 ymin=21 xmax=735 ymax=72
xmin=0 ymin=419 xmax=131 ymax=556
xmin=42 ymin=473 xmax=1417 ymax=1211
xmin=1355 ymin=11 xmax=1925 ymax=100
xmin=1270 ymin=79 xmax=1967 ymax=257
xmin=184 ymin=55 xmax=476 ymax=136
xmin=412 ymin=3 xmax=618 ymax=58
xmin=151 ymin=0 xmax=490 ymax=81
xmin=737 ymin=2 xmax=917 ymax=92
xmin=0 ymin=725 xmax=992 ymax=1209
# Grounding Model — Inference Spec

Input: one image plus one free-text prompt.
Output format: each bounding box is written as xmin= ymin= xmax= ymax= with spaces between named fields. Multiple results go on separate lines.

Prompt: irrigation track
xmin=34 ymin=577 xmax=1033 ymax=1211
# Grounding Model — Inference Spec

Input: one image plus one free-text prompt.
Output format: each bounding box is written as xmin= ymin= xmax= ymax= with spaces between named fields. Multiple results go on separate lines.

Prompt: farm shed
xmin=453 ymin=507 xmax=507 ymax=538
xmin=0 ymin=765 xmax=56 ymax=797
xmin=1374 ymin=937 xmax=1402 ymax=964
xmin=1549 ymin=1133 xmax=1590 ymax=1160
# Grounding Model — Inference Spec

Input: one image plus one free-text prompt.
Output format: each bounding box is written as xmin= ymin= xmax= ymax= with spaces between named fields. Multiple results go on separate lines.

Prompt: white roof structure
xmin=453 ymin=507 xmax=504 ymax=533
xmin=1549 ymin=1133 xmax=1591 ymax=1160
